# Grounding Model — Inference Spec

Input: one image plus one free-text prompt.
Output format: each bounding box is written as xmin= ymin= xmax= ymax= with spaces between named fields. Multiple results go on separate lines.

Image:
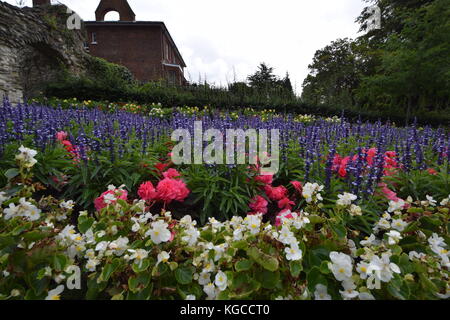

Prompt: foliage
xmin=0 ymin=148 xmax=449 ymax=300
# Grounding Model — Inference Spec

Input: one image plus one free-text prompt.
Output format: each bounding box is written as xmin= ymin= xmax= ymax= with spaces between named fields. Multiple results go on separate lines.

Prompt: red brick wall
xmin=86 ymin=25 xmax=164 ymax=82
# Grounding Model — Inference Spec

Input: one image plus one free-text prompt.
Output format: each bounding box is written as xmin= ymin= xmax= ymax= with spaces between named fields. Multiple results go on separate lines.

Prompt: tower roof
xmin=95 ymin=0 xmax=136 ymax=22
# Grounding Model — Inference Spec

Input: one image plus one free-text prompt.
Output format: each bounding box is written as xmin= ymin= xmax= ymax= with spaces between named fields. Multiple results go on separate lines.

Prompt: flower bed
xmin=0 ymin=147 xmax=449 ymax=300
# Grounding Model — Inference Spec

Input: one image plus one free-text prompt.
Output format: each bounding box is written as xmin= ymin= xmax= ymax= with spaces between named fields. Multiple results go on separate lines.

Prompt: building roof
xmin=84 ymin=20 xmax=186 ymax=68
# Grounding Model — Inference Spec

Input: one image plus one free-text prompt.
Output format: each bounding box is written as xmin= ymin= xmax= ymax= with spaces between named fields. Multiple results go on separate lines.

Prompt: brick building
xmin=33 ymin=0 xmax=186 ymax=85
xmin=85 ymin=0 xmax=186 ymax=85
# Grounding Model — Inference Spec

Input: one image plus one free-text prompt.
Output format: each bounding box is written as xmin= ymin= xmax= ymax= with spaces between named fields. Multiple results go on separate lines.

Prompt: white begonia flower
xmin=60 ymin=200 xmax=74 ymax=210
xmin=293 ymin=212 xmax=310 ymax=230
xmin=197 ymin=272 xmax=211 ymax=286
xmin=213 ymin=243 xmax=228 ymax=261
xmin=16 ymin=145 xmax=38 ymax=168
xmin=185 ymin=295 xmax=196 ymax=300
xmin=103 ymin=193 xmax=117 ymax=205
xmin=95 ymin=241 xmax=109 ymax=252
xmin=356 ymin=261 xmax=370 ymax=279
xmin=426 ymin=195 xmax=437 ymax=206
xmin=209 ymin=217 xmax=223 ymax=230
xmin=202 ymin=260 xmax=215 ymax=274
xmin=408 ymin=251 xmax=426 ymax=261
xmin=3 ymin=202 xmax=20 ymax=220
xmin=203 ymin=283 xmax=219 ymax=300
xmin=157 ymin=251 xmax=170 ymax=265
xmin=302 ymin=183 xmax=324 ymax=203
xmin=388 ymin=199 xmax=405 ymax=213
xmin=45 ymin=285 xmax=64 ymax=300
xmin=230 ymin=216 xmax=243 ymax=229
xmin=428 ymin=233 xmax=446 ymax=249
xmin=108 ymin=237 xmax=129 ymax=256
xmin=244 ymin=214 xmax=261 ymax=235
xmin=349 ymin=204 xmax=362 ymax=216
xmin=182 ymin=227 xmax=200 ymax=246
xmin=386 ymin=230 xmax=403 ymax=245
xmin=337 ymin=193 xmax=357 ymax=206
xmin=440 ymin=195 xmax=450 ymax=206
xmin=0 ymin=191 xmax=10 ymax=206
xmin=391 ymin=218 xmax=408 ymax=232
xmin=339 ymin=279 xmax=359 ymax=300
xmin=314 ymin=284 xmax=332 ymax=300
xmin=147 ymin=220 xmax=171 ymax=244
xmin=285 ymin=243 xmax=303 ymax=261
xmin=86 ymin=258 xmax=100 ymax=272
xmin=214 ymin=271 xmax=228 ymax=291
xmin=329 ymin=252 xmax=353 ymax=281
xmin=359 ymin=292 xmax=376 ymax=300
xmin=129 ymin=249 xmax=149 ymax=266
xmin=131 ymin=222 xmax=141 ymax=232
xmin=180 ymin=215 xmax=197 ymax=228
xmin=374 ymin=218 xmax=391 ymax=232
xmin=278 ymin=226 xmax=296 ymax=245
xmin=367 ymin=252 xmax=401 ymax=284
xmin=232 ymin=227 xmax=244 ymax=241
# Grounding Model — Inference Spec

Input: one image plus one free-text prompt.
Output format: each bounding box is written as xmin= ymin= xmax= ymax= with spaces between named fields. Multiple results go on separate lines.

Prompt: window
xmin=168 ymin=70 xmax=177 ymax=86
xmin=91 ymin=32 xmax=97 ymax=44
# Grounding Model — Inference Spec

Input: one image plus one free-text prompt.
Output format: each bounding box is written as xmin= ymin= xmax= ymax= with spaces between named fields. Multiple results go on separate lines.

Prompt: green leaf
xmin=306 ymin=266 xmax=327 ymax=292
xmin=132 ymin=259 xmax=151 ymax=273
xmin=175 ymin=266 xmax=194 ymax=285
xmin=99 ymin=258 xmax=120 ymax=282
xmin=53 ymin=254 xmax=68 ymax=272
xmin=289 ymin=260 xmax=303 ymax=277
xmin=247 ymin=247 xmax=279 ymax=272
xmin=4 ymin=168 xmax=19 ymax=180
xmin=78 ymin=217 xmax=95 ymax=234
xmin=235 ymin=259 xmax=253 ymax=272
xmin=128 ymin=273 xmax=151 ymax=293
xmin=256 ymin=270 xmax=280 ymax=290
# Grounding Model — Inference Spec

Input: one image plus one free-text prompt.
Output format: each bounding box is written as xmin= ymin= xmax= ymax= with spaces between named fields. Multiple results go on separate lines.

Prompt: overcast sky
xmin=5 ymin=0 xmax=367 ymax=94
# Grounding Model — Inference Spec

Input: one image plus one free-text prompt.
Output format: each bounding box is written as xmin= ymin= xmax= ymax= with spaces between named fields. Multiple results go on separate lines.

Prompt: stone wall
xmin=0 ymin=1 xmax=89 ymax=104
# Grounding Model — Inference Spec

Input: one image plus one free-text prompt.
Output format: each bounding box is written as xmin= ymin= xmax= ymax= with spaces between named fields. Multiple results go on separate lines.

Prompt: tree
xmin=247 ymin=63 xmax=277 ymax=91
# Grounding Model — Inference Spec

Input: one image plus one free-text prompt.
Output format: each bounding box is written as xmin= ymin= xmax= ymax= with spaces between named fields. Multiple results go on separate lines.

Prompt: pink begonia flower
xmin=249 ymin=195 xmax=268 ymax=215
xmin=255 ymin=174 xmax=273 ymax=186
xmin=162 ymin=168 xmax=181 ymax=179
xmin=138 ymin=181 xmax=157 ymax=201
xmin=275 ymin=209 xmax=295 ymax=227
xmin=56 ymin=131 xmax=68 ymax=141
xmin=94 ymin=189 xmax=128 ymax=211
xmin=156 ymin=178 xmax=190 ymax=204
xmin=290 ymin=181 xmax=303 ymax=193
xmin=278 ymin=197 xmax=295 ymax=210
xmin=265 ymin=185 xmax=288 ymax=201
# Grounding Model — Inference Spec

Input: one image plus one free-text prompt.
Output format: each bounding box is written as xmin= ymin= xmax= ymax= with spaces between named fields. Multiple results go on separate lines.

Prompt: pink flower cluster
xmin=332 ymin=148 xmax=399 ymax=178
xmin=247 ymin=161 xmax=303 ymax=217
xmin=56 ymin=131 xmax=80 ymax=160
xmin=138 ymin=169 xmax=190 ymax=204
xmin=94 ymin=188 xmax=128 ymax=211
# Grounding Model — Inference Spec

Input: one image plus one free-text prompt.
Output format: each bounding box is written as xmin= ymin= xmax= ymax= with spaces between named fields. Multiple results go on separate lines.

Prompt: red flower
xmin=154 ymin=162 xmax=169 ymax=173
xmin=156 ymin=178 xmax=190 ymax=204
xmin=290 ymin=181 xmax=303 ymax=193
xmin=265 ymin=185 xmax=288 ymax=201
xmin=162 ymin=168 xmax=181 ymax=179
xmin=427 ymin=168 xmax=438 ymax=175
xmin=56 ymin=131 xmax=68 ymax=141
xmin=278 ymin=197 xmax=295 ymax=210
xmin=249 ymin=195 xmax=268 ymax=215
xmin=255 ymin=174 xmax=273 ymax=186
xmin=94 ymin=189 xmax=128 ymax=211
xmin=338 ymin=156 xmax=351 ymax=177
xmin=138 ymin=181 xmax=158 ymax=201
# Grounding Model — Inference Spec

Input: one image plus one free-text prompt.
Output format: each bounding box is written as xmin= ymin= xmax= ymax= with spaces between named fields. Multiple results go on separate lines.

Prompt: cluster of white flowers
xmin=15 ymin=145 xmax=38 ymax=168
xmin=336 ymin=193 xmax=362 ymax=216
xmin=428 ymin=233 xmax=450 ymax=268
xmin=273 ymin=210 xmax=310 ymax=261
xmin=3 ymin=198 xmax=41 ymax=221
xmin=302 ymin=183 xmax=324 ymax=204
